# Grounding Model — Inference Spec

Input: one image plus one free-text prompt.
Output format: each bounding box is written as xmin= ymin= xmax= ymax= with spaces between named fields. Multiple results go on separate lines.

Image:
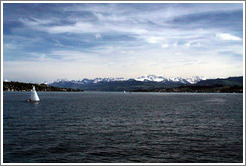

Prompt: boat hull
xmin=26 ymin=99 xmax=40 ymax=103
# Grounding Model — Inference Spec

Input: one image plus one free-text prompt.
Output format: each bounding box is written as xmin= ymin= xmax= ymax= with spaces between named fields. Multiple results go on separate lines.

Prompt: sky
xmin=3 ymin=2 xmax=244 ymax=83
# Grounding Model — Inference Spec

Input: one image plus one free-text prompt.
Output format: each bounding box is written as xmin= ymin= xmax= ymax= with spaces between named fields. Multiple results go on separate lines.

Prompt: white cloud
xmin=184 ymin=42 xmax=191 ymax=48
xmin=19 ymin=17 xmax=56 ymax=28
xmin=95 ymin=33 xmax=102 ymax=39
xmin=216 ymin=33 xmax=242 ymax=41
xmin=184 ymin=41 xmax=202 ymax=48
xmin=143 ymin=36 xmax=164 ymax=44
xmin=46 ymin=22 xmax=94 ymax=34
xmin=161 ymin=43 xmax=169 ymax=48
xmin=173 ymin=42 xmax=178 ymax=47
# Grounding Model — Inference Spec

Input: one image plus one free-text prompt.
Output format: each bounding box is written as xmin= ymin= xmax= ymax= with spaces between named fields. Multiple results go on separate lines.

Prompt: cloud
xmin=144 ymin=36 xmax=164 ymax=44
xmin=161 ymin=43 xmax=169 ymax=48
xmin=46 ymin=22 xmax=94 ymax=34
xmin=216 ymin=33 xmax=242 ymax=41
xmin=184 ymin=41 xmax=202 ymax=48
xmin=184 ymin=42 xmax=191 ymax=48
xmin=3 ymin=43 xmax=17 ymax=49
xmin=3 ymin=3 xmax=244 ymax=82
xmin=95 ymin=33 xmax=102 ymax=39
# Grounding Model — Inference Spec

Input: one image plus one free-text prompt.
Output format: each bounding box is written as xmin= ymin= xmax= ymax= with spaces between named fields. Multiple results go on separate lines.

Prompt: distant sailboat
xmin=124 ymin=91 xmax=126 ymax=93
xmin=27 ymin=86 xmax=40 ymax=102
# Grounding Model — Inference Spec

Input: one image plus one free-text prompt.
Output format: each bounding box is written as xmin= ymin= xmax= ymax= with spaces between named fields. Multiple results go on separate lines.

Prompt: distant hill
xmin=50 ymin=79 xmax=184 ymax=91
xmin=3 ymin=81 xmax=83 ymax=92
xmin=134 ymin=85 xmax=243 ymax=93
xmin=133 ymin=76 xmax=243 ymax=93
xmin=196 ymin=76 xmax=243 ymax=86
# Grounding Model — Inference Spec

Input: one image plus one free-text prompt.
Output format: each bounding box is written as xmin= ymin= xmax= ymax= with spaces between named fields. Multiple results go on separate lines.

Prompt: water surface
xmin=3 ymin=92 xmax=243 ymax=163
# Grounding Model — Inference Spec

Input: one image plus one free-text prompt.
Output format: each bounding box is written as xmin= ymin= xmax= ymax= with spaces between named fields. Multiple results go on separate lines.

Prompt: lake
xmin=3 ymin=92 xmax=243 ymax=163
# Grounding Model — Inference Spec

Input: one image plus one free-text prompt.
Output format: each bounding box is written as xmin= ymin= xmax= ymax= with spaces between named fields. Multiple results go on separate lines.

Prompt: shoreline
xmin=3 ymin=90 xmax=242 ymax=94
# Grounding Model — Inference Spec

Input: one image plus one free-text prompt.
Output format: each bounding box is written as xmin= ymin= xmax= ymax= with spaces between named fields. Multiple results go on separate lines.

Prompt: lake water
xmin=3 ymin=92 xmax=243 ymax=163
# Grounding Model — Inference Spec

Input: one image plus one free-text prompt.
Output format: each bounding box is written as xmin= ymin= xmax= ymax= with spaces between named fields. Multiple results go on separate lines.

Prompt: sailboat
xmin=27 ymin=86 xmax=40 ymax=102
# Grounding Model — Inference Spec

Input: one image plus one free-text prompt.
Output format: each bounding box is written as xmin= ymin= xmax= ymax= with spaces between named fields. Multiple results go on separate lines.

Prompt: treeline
xmin=133 ymin=85 xmax=243 ymax=93
xmin=3 ymin=81 xmax=83 ymax=92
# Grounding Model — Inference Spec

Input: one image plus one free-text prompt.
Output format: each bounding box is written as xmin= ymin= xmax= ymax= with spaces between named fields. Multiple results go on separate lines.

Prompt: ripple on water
xmin=3 ymin=92 xmax=243 ymax=163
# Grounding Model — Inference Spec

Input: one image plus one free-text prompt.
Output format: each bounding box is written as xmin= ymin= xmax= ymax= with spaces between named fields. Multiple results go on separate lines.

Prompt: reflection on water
xmin=32 ymin=102 xmax=39 ymax=109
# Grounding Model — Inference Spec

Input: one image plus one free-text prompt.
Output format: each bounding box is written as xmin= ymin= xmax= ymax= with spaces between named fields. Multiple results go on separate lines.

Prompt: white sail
xmin=30 ymin=86 xmax=40 ymax=101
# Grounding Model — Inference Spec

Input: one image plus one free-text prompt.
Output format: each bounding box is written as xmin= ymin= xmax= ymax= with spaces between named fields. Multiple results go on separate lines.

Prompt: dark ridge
xmin=3 ymin=81 xmax=83 ymax=92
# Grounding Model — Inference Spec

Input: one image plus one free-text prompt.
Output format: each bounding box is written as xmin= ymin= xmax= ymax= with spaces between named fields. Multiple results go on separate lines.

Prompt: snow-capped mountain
xmin=51 ymin=77 xmax=127 ymax=85
xmin=136 ymin=75 xmax=168 ymax=82
xmin=134 ymin=75 xmax=205 ymax=84
xmin=92 ymin=77 xmax=126 ymax=83
xmin=50 ymin=75 xmax=205 ymax=85
xmin=186 ymin=76 xmax=206 ymax=84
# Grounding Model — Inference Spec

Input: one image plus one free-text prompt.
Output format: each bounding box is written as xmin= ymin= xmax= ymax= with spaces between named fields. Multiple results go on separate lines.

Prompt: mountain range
xmin=50 ymin=75 xmax=205 ymax=85
xmin=48 ymin=75 xmax=243 ymax=91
